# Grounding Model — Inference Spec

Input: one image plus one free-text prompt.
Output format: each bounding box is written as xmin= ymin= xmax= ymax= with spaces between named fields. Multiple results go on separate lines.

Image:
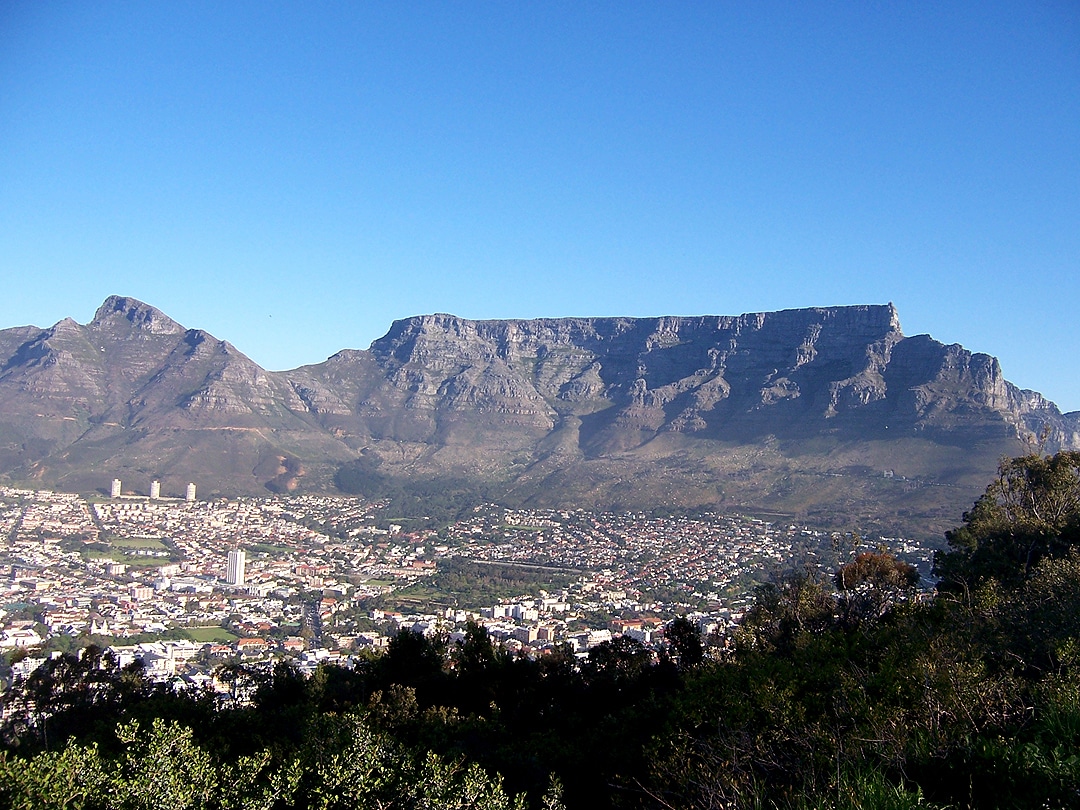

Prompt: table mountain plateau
xmin=1 ymin=296 xmax=1076 ymax=537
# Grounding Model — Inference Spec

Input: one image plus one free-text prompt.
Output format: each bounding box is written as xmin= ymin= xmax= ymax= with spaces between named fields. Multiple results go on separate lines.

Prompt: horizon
xmin=2 ymin=3 xmax=1077 ymax=409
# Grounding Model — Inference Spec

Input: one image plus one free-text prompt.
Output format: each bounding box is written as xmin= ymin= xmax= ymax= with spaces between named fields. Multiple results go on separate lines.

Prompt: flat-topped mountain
xmin=1 ymin=296 xmax=1076 ymax=536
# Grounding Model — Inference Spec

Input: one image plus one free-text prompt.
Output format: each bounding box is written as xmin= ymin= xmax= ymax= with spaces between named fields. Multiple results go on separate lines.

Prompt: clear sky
xmin=2 ymin=2 xmax=1078 ymax=410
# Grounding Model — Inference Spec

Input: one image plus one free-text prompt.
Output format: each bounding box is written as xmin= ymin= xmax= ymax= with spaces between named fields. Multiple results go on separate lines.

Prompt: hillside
xmin=0 ymin=296 xmax=1076 ymax=536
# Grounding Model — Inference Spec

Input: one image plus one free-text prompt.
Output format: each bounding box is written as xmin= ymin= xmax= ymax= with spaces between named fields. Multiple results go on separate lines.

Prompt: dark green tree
xmin=740 ymin=565 xmax=837 ymax=652
xmin=2 ymin=645 xmax=150 ymax=752
xmin=582 ymin=636 xmax=652 ymax=684
xmin=379 ymin=628 xmax=447 ymax=693
xmin=665 ymin=617 xmax=705 ymax=668
xmin=453 ymin=620 xmax=498 ymax=677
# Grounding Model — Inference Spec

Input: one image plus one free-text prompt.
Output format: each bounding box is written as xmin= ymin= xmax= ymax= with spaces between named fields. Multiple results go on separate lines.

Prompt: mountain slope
xmin=0 ymin=296 xmax=352 ymax=496
xmin=298 ymin=306 xmax=1078 ymax=534
xmin=0 ymin=297 xmax=1076 ymax=535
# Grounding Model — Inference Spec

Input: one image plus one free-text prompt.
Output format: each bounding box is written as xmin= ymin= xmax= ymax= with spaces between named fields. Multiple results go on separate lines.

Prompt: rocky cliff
xmin=0 ymin=297 xmax=1075 ymax=535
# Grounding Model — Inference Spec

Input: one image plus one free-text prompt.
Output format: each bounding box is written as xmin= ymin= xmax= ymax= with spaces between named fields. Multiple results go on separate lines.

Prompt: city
xmin=0 ymin=482 xmax=934 ymax=691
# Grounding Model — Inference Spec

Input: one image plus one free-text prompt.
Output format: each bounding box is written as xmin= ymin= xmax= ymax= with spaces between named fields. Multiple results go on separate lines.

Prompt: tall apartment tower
xmin=185 ymin=482 xmax=196 ymax=502
xmin=110 ymin=479 xmax=122 ymax=499
xmin=227 ymin=549 xmax=246 ymax=586
xmin=149 ymin=480 xmax=161 ymax=500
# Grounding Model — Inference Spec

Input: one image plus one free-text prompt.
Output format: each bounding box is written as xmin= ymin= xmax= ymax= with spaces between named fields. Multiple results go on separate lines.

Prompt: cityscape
xmin=0 ymin=480 xmax=933 ymax=690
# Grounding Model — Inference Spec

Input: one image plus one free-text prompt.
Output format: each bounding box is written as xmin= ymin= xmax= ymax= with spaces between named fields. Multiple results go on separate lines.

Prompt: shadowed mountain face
xmin=0 ymin=297 xmax=1076 ymax=536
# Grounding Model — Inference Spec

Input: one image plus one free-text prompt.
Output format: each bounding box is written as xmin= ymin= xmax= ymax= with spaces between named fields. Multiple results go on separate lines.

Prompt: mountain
xmin=0 ymin=296 xmax=352 ymax=498
xmin=0 ymin=296 xmax=1076 ymax=536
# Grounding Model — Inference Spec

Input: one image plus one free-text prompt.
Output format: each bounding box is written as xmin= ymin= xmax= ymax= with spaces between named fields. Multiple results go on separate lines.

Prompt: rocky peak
xmin=91 ymin=296 xmax=184 ymax=336
xmin=50 ymin=317 xmax=84 ymax=335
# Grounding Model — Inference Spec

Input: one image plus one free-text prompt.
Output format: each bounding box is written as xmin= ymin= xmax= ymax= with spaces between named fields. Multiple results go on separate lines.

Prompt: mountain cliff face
xmin=0 ymin=296 xmax=351 ymax=497
xmin=0 ymin=297 xmax=1076 ymax=535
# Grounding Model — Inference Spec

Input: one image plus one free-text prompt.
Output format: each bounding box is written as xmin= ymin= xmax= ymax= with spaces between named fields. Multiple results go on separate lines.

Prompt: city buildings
xmin=0 ymin=484 xmax=932 ymax=687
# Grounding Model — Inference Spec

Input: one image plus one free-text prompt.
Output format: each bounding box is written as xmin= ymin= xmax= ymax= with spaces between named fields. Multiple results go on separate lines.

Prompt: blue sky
xmin=2 ymin=2 xmax=1078 ymax=409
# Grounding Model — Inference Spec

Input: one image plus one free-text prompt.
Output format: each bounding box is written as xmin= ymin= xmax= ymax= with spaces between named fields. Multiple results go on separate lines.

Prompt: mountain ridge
xmin=0 ymin=296 xmax=1076 ymax=537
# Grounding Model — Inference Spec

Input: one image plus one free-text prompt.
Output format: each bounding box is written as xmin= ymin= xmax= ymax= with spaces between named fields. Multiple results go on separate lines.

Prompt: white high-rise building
xmin=227 ymin=549 xmax=246 ymax=586
xmin=110 ymin=479 xmax=122 ymax=498
xmin=149 ymin=480 xmax=160 ymax=499
xmin=185 ymin=482 xmax=196 ymax=502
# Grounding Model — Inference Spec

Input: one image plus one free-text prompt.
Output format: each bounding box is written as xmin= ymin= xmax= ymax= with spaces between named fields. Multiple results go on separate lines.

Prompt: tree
xmin=999 ymin=549 xmax=1080 ymax=674
xmin=252 ymin=660 xmax=308 ymax=711
xmin=0 ymin=738 xmax=106 ymax=809
xmin=214 ymin=662 xmax=266 ymax=708
xmin=2 ymin=645 xmax=150 ymax=752
xmin=538 ymin=642 xmax=576 ymax=681
xmin=379 ymin=628 xmax=446 ymax=690
xmin=740 ymin=565 xmax=836 ymax=652
xmin=453 ymin=620 xmax=497 ymax=677
xmin=834 ymin=550 xmax=919 ymax=626
xmin=582 ymin=636 xmax=652 ymax=684
xmin=936 ymin=452 xmax=1080 ymax=589
xmin=665 ymin=617 xmax=705 ymax=668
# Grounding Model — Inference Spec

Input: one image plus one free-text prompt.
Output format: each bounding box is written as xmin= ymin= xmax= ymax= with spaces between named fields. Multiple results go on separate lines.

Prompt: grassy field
xmin=184 ymin=627 xmax=238 ymax=643
xmin=81 ymin=535 xmax=181 ymax=565
xmin=250 ymin=542 xmax=295 ymax=555
xmin=382 ymin=559 xmax=579 ymax=611
xmin=82 ymin=548 xmax=166 ymax=568
xmin=110 ymin=536 xmax=170 ymax=550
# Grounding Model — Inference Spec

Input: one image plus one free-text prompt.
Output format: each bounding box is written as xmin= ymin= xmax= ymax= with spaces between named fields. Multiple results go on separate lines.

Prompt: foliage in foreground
xmin=0 ymin=712 xmax=554 ymax=810
xmin=1 ymin=452 xmax=1079 ymax=808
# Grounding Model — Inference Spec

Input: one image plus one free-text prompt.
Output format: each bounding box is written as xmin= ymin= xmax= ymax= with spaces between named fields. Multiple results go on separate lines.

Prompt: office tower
xmin=110 ymin=479 xmax=122 ymax=498
xmin=227 ymin=549 xmax=246 ymax=586
xmin=185 ymin=482 xmax=196 ymax=502
xmin=149 ymin=480 xmax=160 ymax=499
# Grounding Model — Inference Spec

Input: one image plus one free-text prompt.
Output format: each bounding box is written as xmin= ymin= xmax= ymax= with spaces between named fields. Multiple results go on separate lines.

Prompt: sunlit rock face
xmin=0 ymin=297 xmax=1076 ymax=535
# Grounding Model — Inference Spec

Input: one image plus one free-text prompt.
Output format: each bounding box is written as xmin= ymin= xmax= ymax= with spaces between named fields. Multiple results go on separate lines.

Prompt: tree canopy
xmin=936 ymin=451 xmax=1080 ymax=588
